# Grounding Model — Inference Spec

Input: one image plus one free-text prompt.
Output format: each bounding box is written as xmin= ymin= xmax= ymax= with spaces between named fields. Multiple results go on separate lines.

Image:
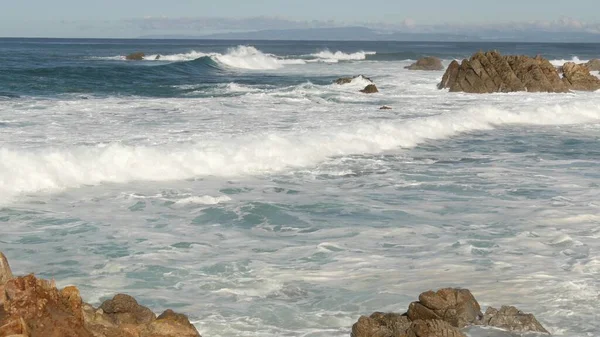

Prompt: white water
xmin=3 ymin=57 xmax=600 ymax=337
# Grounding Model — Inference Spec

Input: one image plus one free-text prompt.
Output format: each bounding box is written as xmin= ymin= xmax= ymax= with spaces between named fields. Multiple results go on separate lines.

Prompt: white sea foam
xmin=174 ymin=195 xmax=232 ymax=205
xmin=549 ymin=56 xmax=589 ymax=67
xmin=309 ymin=50 xmax=376 ymax=63
xmin=145 ymin=51 xmax=209 ymax=62
xmin=1 ymin=101 xmax=600 ymax=202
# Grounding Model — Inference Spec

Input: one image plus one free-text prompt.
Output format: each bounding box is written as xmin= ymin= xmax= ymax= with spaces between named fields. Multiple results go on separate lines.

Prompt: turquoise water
xmin=1 ymin=39 xmax=600 ymax=336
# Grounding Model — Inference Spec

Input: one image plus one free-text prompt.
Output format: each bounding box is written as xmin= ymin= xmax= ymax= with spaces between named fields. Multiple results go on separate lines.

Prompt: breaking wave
xmin=2 ymin=101 xmax=600 ymax=202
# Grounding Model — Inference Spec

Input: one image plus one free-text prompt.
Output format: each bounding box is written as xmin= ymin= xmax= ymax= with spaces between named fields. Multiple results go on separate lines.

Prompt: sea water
xmin=1 ymin=39 xmax=600 ymax=336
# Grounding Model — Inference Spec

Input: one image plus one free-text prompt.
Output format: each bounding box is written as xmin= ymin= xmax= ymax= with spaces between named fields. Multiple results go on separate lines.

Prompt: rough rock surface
xmin=586 ymin=59 xmax=600 ymax=71
xmin=407 ymin=288 xmax=482 ymax=328
xmin=0 ymin=252 xmax=12 ymax=286
xmin=476 ymin=306 xmax=550 ymax=334
xmin=334 ymin=75 xmax=373 ymax=85
xmin=351 ymin=288 xmax=549 ymax=337
xmin=405 ymin=57 xmax=444 ymax=71
xmin=562 ymin=62 xmax=600 ymax=91
xmin=379 ymin=106 xmax=392 ymax=110
xmin=0 ymin=252 xmax=201 ymax=337
xmin=438 ymin=51 xmax=571 ymax=93
xmin=125 ymin=52 xmax=145 ymax=61
xmin=361 ymin=84 xmax=379 ymax=93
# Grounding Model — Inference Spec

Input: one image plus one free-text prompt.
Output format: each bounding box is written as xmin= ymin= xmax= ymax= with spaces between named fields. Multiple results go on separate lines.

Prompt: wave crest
xmin=2 ymin=101 xmax=600 ymax=202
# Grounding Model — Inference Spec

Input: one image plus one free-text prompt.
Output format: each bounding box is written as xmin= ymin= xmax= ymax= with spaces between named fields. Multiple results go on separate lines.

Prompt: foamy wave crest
xmin=174 ymin=195 xmax=232 ymax=205
xmin=310 ymin=50 xmax=376 ymax=62
xmin=1 ymin=101 xmax=600 ymax=201
xmin=145 ymin=51 xmax=209 ymax=62
xmin=213 ymin=46 xmax=305 ymax=70
xmin=550 ymin=56 xmax=589 ymax=67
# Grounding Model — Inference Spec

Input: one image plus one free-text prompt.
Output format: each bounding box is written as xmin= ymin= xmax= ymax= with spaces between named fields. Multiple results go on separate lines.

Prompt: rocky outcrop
xmin=334 ymin=75 xmax=373 ymax=85
xmin=562 ymin=62 xmax=600 ymax=91
xmin=407 ymin=288 xmax=482 ymax=328
xmin=0 ymin=252 xmax=201 ymax=337
xmin=125 ymin=52 xmax=145 ymax=61
xmin=361 ymin=84 xmax=379 ymax=93
xmin=351 ymin=288 xmax=549 ymax=337
xmin=439 ymin=51 xmax=571 ymax=93
xmin=586 ymin=59 xmax=600 ymax=71
xmin=379 ymin=106 xmax=392 ymax=110
xmin=405 ymin=57 xmax=444 ymax=71
xmin=476 ymin=306 xmax=549 ymax=334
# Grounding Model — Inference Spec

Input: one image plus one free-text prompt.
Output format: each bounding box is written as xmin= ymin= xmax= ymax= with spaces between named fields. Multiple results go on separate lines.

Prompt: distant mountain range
xmin=140 ymin=26 xmax=600 ymax=42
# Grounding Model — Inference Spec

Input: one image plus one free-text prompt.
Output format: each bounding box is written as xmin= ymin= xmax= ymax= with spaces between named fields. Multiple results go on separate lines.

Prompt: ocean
xmin=1 ymin=38 xmax=600 ymax=336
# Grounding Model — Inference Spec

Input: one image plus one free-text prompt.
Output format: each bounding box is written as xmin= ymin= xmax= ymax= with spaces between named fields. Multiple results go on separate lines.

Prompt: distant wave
xmin=308 ymin=50 xmax=376 ymax=63
xmin=549 ymin=56 xmax=589 ymax=67
xmin=97 ymin=46 xmax=307 ymax=70
xmin=2 ymin=101 xmax=600 ymax=202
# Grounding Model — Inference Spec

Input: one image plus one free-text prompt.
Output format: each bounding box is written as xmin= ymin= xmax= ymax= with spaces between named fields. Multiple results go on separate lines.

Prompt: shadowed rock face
xmin=361 ymin=84 xmax=379 ymax=93
xmin=562 ymin=62 xmax=600 ymax=91
xmin=334 ymin=75 xmax=373 ymax=85
xmin=351 ymin=288 xmax=549 ymax=337
xmin=438 ymin=51 xmax=572 ymax=93
xmin=0 ymin=252 xmax=201 ymax=337
xmin=476 ymin=306 xmax=550 ymax=334
xmin=405 ymin=57 xmax=444 ymax=71
xmin=586 ymin=59 xmax=600 ymax=71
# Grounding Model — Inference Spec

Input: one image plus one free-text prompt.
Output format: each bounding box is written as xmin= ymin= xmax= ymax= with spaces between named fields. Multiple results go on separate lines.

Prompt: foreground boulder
xmin=405 ymin=57 xmax=444 ymax=71
xmin=125 ymin=52 xmax=145 ymax=61
xmin=0 ymin=252 xmax=201 ymax=337
xmin=439 ymin=51 xmax=570 ymax=93
xmin=562 ymin=62 xmax=600 ymax=91
xmin=361 ymin=84 xmax=379 ymax=93
xmin=334 ymin=75 xmax=373 ymax=85
xmin=351 ymin=288 xmax=549 ymax=337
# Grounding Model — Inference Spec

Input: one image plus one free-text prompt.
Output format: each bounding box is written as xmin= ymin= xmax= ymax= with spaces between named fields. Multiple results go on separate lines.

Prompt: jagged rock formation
xmin=0 ymin=252 xmax=201 ymax=337
xmin=334 ymin=75 xmax=373 ymax=85
xmin=125 ymin=52 xmax=145 ymax=61
xmin=379 ymin=106 xmax=392 ymax=110
xmin=351 ymin=288 xmax=549 ymax=337
xmin=562 ymin=62 xmax=600 ymax=91
xmin=439 ymin=51 xmax=570 ymax=93
xmin=361 ymin=84 xmax=379 ymax=93
xmin=586 ymin=59 xmax=600 ymax=71
xmin=405 ymin=57 xmax=444 ymax=71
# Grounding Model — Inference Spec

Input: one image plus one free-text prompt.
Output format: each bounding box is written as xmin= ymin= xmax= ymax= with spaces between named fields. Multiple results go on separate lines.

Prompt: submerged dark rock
xmin=405 ymin=56 xmax=444 ymax=71
xmin=125 ymin=52 xmax=145 ymax=61
xmin=361 ymin=84 xmax=379 ymax=93
xmin=334 ymin=75 xmax=373 ymax=85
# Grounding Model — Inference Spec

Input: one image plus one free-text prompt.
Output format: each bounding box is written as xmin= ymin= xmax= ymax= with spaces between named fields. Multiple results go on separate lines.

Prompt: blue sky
xmin=1 ymin=0 xmax=600 ymax=37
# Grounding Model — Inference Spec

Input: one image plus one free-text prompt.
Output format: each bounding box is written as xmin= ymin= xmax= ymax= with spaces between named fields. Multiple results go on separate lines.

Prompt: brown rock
xmin=406 ymin=319 xmax=466 ymax=337
xmin=562 ymin=62 xmax=600 ymax=91
xmin=0 ymin=254 xmax=201 ymax=337
xmin=476 ymin=306 xmax=549 ymax=334
xmin=0 ymin=252 xmax=13 ymax=285
xmin=586 ymin=59 xmax=600 ymax=71
xmin=125 ymin=53 xmax=145 ymax=61
xmin=405 ymin=57 xmax=444 ymax=71
xmin=439 ymin=51 xmax=570 ymax=93
xmin=351 ymin=312 xmax=410 ymax=337
xmin=100 ymin=294 xmax=156 ymax=325
xmin=1 ymin=274 xmax=94 ymax=337
xmin=141 ymin=310 xmax=200 ymax=337
xmin=407 ymin=288 xmax=482 ymax=328
xmin=361 ymin=84 xmax=379 ymax=94
xmin=379 ymin=106 xmax=392 ymax=110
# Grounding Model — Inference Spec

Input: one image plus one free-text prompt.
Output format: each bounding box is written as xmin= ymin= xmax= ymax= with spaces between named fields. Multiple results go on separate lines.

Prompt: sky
xmin=1 ymin=0 xmax=600 ymax=38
